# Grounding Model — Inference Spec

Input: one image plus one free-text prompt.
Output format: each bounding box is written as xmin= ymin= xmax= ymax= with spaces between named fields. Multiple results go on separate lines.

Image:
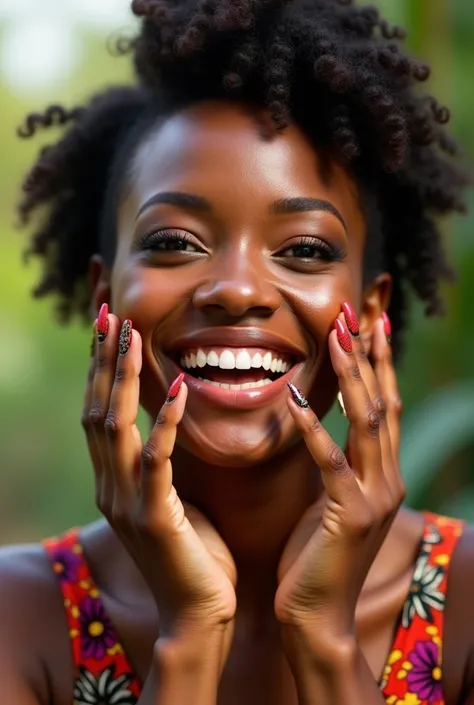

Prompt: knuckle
xmin=327 ymin=445 xmax=350 ymax=475
xmin=154 ymin=413 xmax=168 ymax=429
xmin=374 ymin=396 xmax=387 ymax=419
xmin=348 ymin=507 xmax=374 ymax=537
xmin=114 ymin=366 xmax=128 ymax=384
xmin=393 ymin=396 xmax=404 ymax=415
xmin=89 ymin=405 xmax=106 ymax=428
xmin=95 ymin=354 xmax=109 ymax=371
xmin=141 ymin=441 xmax=162 ymax=470
xmin=81 ymin=410 xmax=91 ymax=431
xmin=358 ymin=348 xmax=369 ymax=364
xmin=104 ymin=411 xmax=122 ymax=439
xmin=366 ymin=407 xmax=381 ymax=437
xmin=308 ymin=416 xmax=323 ymax=434
xmin=349 ymin=365 xmax=362 ymax=381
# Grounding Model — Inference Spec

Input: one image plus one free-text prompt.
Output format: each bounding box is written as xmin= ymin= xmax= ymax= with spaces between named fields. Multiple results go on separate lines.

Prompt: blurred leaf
xmin=401 ymin=382 xmax=474 ymax=502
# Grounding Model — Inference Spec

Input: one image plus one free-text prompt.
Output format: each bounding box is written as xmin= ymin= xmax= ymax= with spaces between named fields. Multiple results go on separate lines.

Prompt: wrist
xmin=281 ymin=622 xmax=358 ymax=673
xmin=153 ymin=630 xmax=227 ymax=705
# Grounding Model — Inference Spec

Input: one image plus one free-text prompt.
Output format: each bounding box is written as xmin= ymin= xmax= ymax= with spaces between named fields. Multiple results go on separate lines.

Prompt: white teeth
xmin=219 ymin=350 xmax=235 ymax=369
xmin=207 ymin=351 xmax=219 ymax=367
xmin=196 ymin=349 xmax=207 ymax=368
xmin=235 ymin=350 xmax=252 ymax=369
xmin=181 ymin=348 xmax=292 ymax=374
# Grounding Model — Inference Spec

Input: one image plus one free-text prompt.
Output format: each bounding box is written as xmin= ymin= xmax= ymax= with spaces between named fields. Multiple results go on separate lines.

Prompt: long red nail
xmin=119 ymin=319 xmax=132 ymax=355
xmin=382 ymin=312 xmax=392 ymax=344
xmin=97 ymin=303 xmax=109 ymax=343
xmin=166 ymin=373 xmax=184 ymax=404
xmin=341 ymin=302 xmax=360 ymax=337
xmin=334 ymin=319 xmax=352 ymax=353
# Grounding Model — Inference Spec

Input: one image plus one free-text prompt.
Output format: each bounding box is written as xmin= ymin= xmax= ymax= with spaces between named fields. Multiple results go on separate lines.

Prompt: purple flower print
xmin=50 ymin=546 xmax=82 ymax=583
xmin=78 ymin=596 xmax=117 ymax=661
xmin=407 ymin=639 xmax=443 ymax=702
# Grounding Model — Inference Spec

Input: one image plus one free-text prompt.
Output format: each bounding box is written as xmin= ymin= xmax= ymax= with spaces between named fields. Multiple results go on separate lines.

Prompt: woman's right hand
xmin=82 ymin=308 xmax=237 ymax=652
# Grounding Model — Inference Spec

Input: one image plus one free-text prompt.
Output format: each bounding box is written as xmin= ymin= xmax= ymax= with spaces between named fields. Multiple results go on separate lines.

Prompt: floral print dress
xmin=43 ymin=512 xmax=464 ymax=705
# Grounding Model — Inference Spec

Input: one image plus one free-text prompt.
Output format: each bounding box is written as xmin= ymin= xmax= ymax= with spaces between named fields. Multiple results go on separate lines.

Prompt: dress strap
xmin=380 ymin=512 xmax=464 ymax=704
xmin=43 ymin=528 xmax=141 ymax=704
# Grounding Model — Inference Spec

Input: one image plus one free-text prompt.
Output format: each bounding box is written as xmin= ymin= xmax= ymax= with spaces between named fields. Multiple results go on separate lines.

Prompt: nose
xmin=192 ymin=253 xmax=281 ymax=319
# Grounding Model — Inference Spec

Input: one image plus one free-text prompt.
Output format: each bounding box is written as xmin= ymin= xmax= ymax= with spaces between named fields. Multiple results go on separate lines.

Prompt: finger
xmin=331 ymin=314 xmax=383 ymax=486
xmin=82 ymin=319 xmax=102 ymax=476
xmin=371 ymin=315 xmax=405 ymax=501
xmin=105 ymin=320 xmax=143 ymax=504
xmin=139 ymin=373 xmax=188 ymax=516
xmin=90 ymin=305 xmax=121 ymax=502
xmin=342 ymin=303 xmax=394 ymax=485
xmin=286 ymin=384 xmax=363 ymax=520
xmin=372 ymin=314 xmax=403 ymax=457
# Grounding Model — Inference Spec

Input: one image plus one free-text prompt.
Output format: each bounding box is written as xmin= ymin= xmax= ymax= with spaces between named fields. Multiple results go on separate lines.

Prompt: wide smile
xmin=163 ymin=330 xmax=307 ymax=409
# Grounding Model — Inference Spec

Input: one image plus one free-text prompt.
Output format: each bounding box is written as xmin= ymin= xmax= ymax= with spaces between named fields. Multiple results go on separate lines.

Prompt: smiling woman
xmin=2 ymin=1 xmax=474 ymax=705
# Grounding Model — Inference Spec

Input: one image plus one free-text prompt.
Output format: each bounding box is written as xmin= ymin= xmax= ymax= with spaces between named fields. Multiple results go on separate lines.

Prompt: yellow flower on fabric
xmin=434 ymin=553 xmax=449 ymax=566
xmin=396 ymin=694 xmax=421 ymax=705
xmin=388 ymin=649 xmax=403 ymax=665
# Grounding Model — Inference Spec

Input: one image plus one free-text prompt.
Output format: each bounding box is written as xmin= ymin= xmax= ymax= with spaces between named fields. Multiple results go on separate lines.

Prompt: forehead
xmin=127 ymin=100 xmax=363 ymax=223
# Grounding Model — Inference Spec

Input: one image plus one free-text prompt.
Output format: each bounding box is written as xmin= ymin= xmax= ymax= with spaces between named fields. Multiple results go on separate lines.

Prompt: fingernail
xmin=382 ymin=312 xmax=392 ymax=344
xmin=334 ymin=319 xmax=352 ymax=353
xmin=90 ymin=319 xmax=97 ymax=356
xmin=97 ymin=303 xmax=109 ymax=343
xmin=166 ymin=373 xmax=185 ymax=404
xmin=341 ymin=302 xmax=360 ymax=337
xmin=119 ymin=319 xmax=133 ymax=355
xmin=287 ymin=382 xmax=310 ymax=409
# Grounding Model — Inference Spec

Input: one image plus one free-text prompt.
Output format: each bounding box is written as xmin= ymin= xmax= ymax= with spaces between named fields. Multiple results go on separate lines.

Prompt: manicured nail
xmin=90 ymin=319 xmax=97 ymax=356
xmin=341 ymin=302 xmax=360 ymax=337
xmin=334 ymin=319 xmax=352 ymax=353
xmin=119 ymin=319 xmax=132 ymax=355
xmin=382 ymin=312 xmax=392 ymax=344
xmin=287 ymin=382 xmax=310 ymax=409
xmin=97 ymin=303 xmax=109 ymax=343
xmin=166 ymin=373 xmax=185 ymax=404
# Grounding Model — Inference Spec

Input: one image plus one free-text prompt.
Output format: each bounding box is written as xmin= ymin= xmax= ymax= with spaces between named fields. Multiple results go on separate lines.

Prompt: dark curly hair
xmin=16 ymin=0 xmax=469 ymax=358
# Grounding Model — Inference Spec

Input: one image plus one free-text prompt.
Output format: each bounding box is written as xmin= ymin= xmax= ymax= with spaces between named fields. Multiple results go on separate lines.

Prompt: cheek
xmin=111 ymin=265 xmax=187 ymax=328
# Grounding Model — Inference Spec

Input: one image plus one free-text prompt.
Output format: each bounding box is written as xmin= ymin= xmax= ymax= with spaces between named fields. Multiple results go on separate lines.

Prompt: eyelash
xmin=136 ymin=230 xmax=344 ymax=262
xmin=136 ymin=229 xmax=200 ymax=252
xmin=276 ymin=235 xmax=345 ymax=262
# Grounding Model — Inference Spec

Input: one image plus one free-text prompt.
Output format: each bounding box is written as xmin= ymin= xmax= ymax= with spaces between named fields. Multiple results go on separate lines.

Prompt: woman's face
xmin=104 ymin=100 xmax=386 ymax=467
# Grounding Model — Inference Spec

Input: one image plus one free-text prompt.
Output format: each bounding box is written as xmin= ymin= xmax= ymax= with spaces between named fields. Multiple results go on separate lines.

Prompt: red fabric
xmin=43 ymin=512 xmax=464 ymax=705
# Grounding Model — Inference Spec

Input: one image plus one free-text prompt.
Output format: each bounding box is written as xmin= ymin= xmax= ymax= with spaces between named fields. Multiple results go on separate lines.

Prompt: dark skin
xmin=1 ymin=100 xmax=474 ymax=704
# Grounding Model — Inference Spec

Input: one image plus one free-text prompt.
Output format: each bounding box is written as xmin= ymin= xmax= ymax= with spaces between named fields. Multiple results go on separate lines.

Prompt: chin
xmin=177 ymin=410 xmax=295 ymax=468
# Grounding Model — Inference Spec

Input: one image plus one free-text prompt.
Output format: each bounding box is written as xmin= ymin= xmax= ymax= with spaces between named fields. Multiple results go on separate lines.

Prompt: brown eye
xmin=136 ymin=229 xmax=202 ymax=253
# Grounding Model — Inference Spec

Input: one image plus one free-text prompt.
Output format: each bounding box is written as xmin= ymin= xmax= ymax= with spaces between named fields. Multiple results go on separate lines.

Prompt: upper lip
xmin=165 ymin=328 xmax=307 ymax=359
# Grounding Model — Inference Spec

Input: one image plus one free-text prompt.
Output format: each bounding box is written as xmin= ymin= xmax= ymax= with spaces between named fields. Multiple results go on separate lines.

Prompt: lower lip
xmin=170 ymin=362 xmax=304 ymax=409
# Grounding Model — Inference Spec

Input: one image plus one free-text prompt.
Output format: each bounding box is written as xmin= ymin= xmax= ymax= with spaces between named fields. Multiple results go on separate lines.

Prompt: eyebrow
xmin=136 ymin=191 xmax=346 ymax=231
xmin=270 ymin=197 xmax=346 ymax=231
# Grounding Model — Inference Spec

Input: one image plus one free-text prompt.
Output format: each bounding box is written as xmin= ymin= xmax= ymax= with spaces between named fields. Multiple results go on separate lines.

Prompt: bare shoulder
xmin=0 ymin=541 xmax=73 ymax=705
xmin=443 ymin=522 xmax=474 ymax=704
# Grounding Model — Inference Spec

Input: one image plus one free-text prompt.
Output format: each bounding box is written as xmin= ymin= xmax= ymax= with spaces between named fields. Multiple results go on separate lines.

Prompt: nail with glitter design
xmin=119 ymin=320 xmax=132 ymax=356
xmin=166 ymin=373 xmax=184 ymax=404
xmin=334 ymin=319 xmax=352 ymax=354
xmin=97 ymin=303 xmax=109 ymax=343
xmin=342 ymin=302 xmax=360 ymax=337
xmin=90 ymin=319 xmax=97 ymax=356
xmin=287 ymin=382 xmax=310 ymax=409
xmin=382 ymin=312 xmax=392 ymax=344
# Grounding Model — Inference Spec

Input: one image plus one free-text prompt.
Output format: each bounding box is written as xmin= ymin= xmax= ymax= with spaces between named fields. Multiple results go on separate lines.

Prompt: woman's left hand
xmin=275 ymin=306 xmax=405 ymax=649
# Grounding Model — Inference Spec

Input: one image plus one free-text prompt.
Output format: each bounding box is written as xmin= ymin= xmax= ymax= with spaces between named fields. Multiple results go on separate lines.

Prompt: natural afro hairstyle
xmin=17 ymin=0 xmax=469 ymax=358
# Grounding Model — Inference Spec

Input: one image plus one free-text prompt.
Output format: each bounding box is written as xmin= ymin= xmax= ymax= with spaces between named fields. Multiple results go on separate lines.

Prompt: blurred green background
xmin=0 ymin=1 xmax=473 ymax=544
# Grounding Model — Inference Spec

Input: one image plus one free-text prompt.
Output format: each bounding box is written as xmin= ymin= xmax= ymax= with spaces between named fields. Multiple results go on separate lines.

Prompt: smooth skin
xmin=1 ymin=101 xmax=474 ymax=704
